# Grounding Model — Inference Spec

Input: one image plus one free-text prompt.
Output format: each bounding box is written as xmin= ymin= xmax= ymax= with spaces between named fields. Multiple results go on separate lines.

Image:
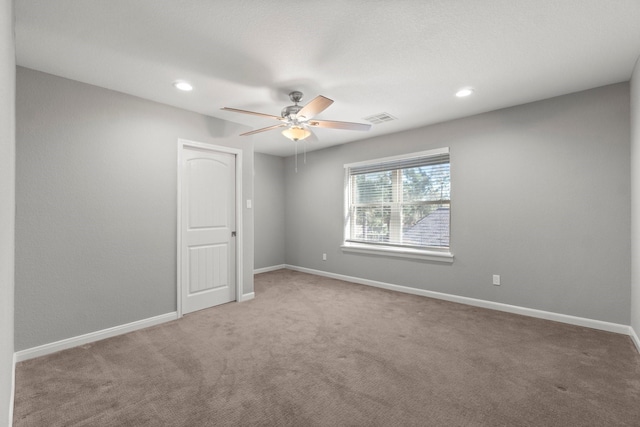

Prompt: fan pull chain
xmin=295 ymin=140 xmax=298 ymax=173
xmin=304 ymin=140 xmax=307 ymax=164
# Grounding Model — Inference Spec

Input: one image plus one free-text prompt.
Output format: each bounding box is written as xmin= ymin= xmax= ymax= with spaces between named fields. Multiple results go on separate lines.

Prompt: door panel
xmin=188 ymin=244 xmax=228 ymax=293
xmin=187 ymin=158 xmax=227 ymax=229
xmin=181 ymin=147 xmax=236 ymax=314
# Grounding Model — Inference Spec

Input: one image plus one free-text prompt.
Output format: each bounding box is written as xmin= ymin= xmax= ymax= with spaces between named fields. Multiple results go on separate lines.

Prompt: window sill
xmin=340 ymin=243 xmax=454 ymax=263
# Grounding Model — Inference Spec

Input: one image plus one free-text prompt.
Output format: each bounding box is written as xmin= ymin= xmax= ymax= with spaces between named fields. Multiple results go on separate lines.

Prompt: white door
xmin=180 ymin=145 xmax=236 ymax=314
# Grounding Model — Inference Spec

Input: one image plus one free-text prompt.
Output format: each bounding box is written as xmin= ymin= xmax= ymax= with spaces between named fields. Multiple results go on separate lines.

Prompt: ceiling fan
xmin=221 ymin=91 xmax=371 ymax=142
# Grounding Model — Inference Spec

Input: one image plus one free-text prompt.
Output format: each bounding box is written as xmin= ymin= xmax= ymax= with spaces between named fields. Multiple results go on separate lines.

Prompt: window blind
xmin=346 ymin=149 xmax=450 ymax=249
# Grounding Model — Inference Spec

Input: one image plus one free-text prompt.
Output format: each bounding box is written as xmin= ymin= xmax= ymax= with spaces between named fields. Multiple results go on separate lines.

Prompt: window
xmin=343 ymin=148 xmax=452 ymax=262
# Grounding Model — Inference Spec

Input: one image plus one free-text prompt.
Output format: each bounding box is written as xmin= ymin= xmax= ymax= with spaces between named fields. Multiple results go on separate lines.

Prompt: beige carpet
xmin=13 ymin=269 xmax=640 ymax=426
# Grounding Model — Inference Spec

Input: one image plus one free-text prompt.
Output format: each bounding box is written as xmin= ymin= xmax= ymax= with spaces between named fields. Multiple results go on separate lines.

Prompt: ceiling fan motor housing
xmin=281 ymin=104 xmax=303 ymax=119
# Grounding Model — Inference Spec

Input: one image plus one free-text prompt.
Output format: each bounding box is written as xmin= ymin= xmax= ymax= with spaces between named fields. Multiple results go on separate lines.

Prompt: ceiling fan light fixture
xmin=282 ymin=126 xmax=311 ymax=142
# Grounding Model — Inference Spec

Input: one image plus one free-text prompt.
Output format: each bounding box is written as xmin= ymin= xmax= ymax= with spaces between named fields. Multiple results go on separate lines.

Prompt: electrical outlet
xmin=493 ymin=274 xmax=501 ymax=286
xmin=322 ymin=253 xmax=327 ymax=261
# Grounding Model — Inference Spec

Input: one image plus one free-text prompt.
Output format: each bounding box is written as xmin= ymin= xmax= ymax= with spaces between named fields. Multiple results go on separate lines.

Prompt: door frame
xmin=177 ymin=138 xmax=244 ymax=318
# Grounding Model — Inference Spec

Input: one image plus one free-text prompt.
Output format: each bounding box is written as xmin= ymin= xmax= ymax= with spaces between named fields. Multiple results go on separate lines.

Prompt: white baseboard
xmin=14 ymin=312 xmax=178 ymax=362
xmin=239 ymin=292 xmax=255 ymax=302
xmin=254 ymin=264 xmax=286 ymax=275
xmin=13 ymin=268 xmax=637 ymax=366
xmin=631 ymin=327 xmax=640 ymax=353
xmin=285 ymin=264 xmax=631 ymax=336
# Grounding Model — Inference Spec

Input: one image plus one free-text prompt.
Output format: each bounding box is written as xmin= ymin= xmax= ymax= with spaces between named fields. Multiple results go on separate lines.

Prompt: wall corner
xmin=630 ymin=53 xmax=640 ymax=337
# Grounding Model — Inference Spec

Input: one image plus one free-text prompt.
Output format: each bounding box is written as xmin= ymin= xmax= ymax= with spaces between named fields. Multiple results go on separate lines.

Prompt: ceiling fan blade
xmin=221 ymin=107 xmax=284 ymax=121
xmin=239 ymin=123 xmax=287 ymax=136
xmin=308 ymin=119 xmax=371 ymax=131
xmin=296 ymin=95 xmax=334 ymax=119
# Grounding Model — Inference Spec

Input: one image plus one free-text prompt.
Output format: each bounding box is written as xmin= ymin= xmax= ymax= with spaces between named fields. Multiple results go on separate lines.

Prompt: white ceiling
xmin=15 ymin=0 xmax=640 ymax=157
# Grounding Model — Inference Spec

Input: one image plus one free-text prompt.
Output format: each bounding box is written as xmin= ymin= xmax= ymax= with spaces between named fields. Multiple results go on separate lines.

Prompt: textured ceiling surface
xmin=15 ymin=0 xmax=640 ymax=156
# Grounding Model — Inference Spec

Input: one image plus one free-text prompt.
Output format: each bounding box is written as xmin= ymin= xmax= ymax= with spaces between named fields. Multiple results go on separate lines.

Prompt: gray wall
xmin=15 ymin=67 xmax=254 ymax=351
xmin=285 ymin=83 xmax=631 ymax=325
xmin=632 ymin=57 xmax=640 ymax=336
xmin=254 ymin=153 xmax=285 ymax=269
xmin=0 ymin=0 xmax=15 ymax=423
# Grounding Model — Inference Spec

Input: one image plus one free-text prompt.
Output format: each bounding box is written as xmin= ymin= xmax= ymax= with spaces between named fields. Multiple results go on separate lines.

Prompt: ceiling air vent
xmin=364 ymin=112 xmax=397 ymax=125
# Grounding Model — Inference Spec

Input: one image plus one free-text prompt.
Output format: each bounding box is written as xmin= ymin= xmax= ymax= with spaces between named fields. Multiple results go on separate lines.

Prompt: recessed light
xmin=173 ymin=81 xmax=193 ymax=91
xmin=456 ymin=88 xmax=474 ymax=98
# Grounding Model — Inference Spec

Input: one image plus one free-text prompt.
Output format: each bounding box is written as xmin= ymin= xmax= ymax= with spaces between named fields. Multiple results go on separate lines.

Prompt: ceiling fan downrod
xmin=281 ymin=91 xmax=304 ymax=119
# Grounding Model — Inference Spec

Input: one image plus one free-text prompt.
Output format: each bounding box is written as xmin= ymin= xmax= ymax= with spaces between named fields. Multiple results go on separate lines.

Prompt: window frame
xmin=342 ymin=147 xmax=453 ymax=263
